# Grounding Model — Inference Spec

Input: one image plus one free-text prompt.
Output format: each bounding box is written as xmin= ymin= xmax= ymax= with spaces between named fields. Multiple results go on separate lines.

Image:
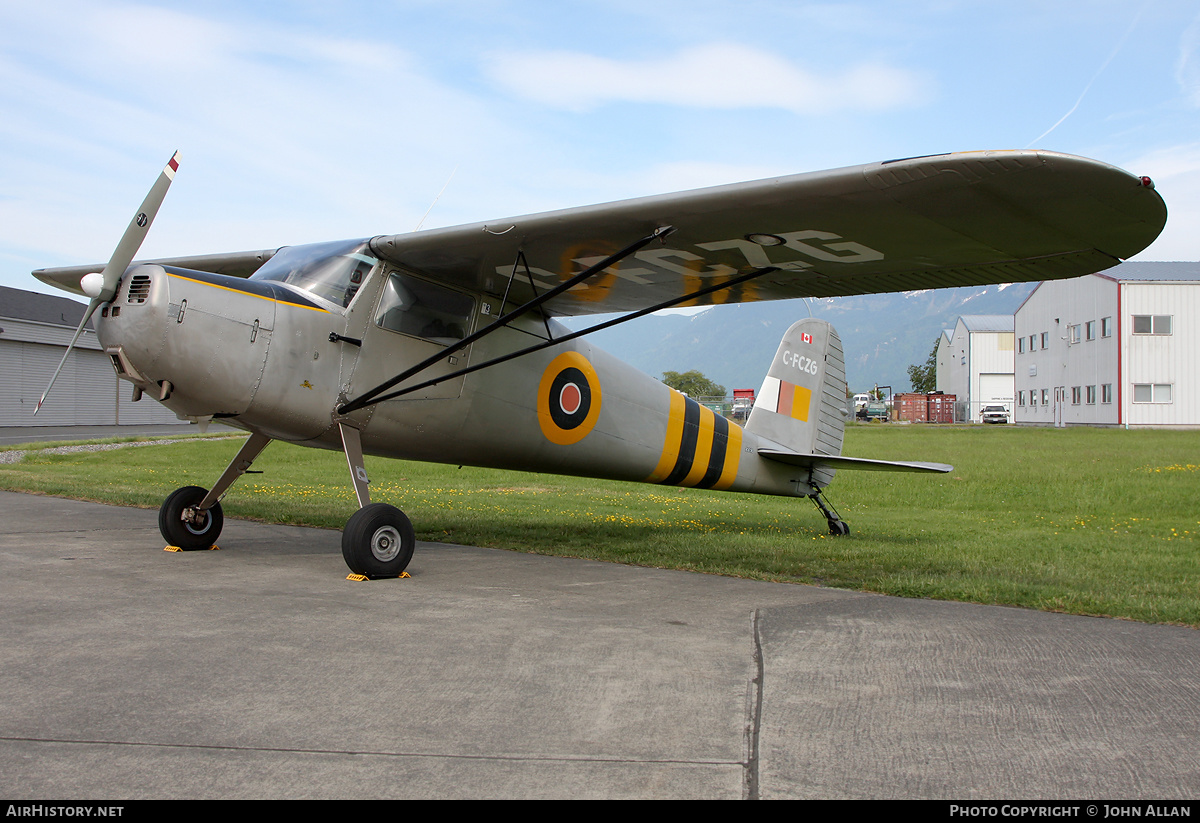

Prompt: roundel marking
xmin=538 ymin=352 xmax=602 ymax=445
xmin=548 ymin=370 xmax=589 ymax=431
xmin=559 ymin=383 xmax=582 ymax=415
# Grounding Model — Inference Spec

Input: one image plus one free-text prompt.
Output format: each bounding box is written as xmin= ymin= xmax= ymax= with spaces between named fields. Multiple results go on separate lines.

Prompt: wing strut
xmin=338 ymin=225 xmax=676 ymax=414
xmin=498 ymin=251 xmax=556 ymax=342
xmin=340 ymin=263 xmax=781 ymax=408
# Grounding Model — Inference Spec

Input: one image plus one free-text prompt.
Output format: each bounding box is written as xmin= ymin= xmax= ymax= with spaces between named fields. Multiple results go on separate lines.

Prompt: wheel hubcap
xmin=370 ymin=525 xmax=402 ymax=562
xmin=182 ymin=507 xmax=210 ymax=535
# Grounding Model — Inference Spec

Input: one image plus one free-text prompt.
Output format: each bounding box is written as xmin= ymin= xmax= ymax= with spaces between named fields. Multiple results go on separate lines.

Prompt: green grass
xmin=1 ymin=425 xmax=1197 ymax=626
xmin=0 ymin=431 xmax=243 ymax=452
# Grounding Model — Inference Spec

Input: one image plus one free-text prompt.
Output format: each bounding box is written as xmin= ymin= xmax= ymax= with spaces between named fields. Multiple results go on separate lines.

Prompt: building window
xmin=1068 ymin=325 xmax=1081 ymax=344
xmin=1029 ymin=334 xmax=1037 ymax=351
xmin=1086 ymin=385 xmax=1096 ymax=404
xmin=1071 ymin=386 xmax=1082 ymax=405
xmin=1040 ymin=331 xmax=1049 ymax=348
xmin=1101 ymin=317 xmax=1112 ymax=337
xmin=1018 ymin=391 xmax=1025 ymax=406
xmin=1018 ymin=337 xmax=1025 ymax=354
xmin=1085 ymin=321 xmax=1095 ymax=341
xmin=1041 ymin=388 xmax=1049 ymax=406
xmin=1132 ymin=315 xmax=1172 ymax=335
xmin=1133 ymin=383 xmax=1173 ymax=403
xmin=1102 ymin=383 xmax=1112 ymax=404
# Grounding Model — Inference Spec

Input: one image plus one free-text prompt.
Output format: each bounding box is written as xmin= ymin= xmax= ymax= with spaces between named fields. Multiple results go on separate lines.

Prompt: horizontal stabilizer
xmin=759 ymin=448 xmax=952 ymax=473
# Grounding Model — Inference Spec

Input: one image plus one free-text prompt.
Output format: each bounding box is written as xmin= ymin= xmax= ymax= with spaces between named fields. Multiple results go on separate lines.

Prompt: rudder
xmin=746 ymin=318 xmax=848 ymax=487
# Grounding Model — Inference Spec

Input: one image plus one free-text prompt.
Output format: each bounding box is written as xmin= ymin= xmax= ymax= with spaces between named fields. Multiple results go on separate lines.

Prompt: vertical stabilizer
xmin=746 ymin=318 xmax=848 ymax=487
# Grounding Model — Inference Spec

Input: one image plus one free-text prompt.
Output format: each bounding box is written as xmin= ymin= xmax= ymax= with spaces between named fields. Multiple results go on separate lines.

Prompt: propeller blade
xmin=93 ymin=150 xmax=181 ymax=303
xmin=35 ymin=151 xmax=181 ymax=413
xmin=34 ymin=299 xmax=100 ymax=414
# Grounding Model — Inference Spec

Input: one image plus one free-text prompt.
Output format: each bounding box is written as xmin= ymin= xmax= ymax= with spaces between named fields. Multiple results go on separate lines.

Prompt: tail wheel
xmin=342 ymin=503 xmax=415 ymax=578
xmin=159 ymin=485 xmax=224 ymax=549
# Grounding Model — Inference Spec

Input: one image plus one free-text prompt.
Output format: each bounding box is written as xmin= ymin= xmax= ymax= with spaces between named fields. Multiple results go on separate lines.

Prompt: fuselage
xmin=95 ymin=242 xmax=816 ymax=500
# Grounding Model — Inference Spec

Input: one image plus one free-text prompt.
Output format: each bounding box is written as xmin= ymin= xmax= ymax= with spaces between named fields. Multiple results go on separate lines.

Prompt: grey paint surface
xmin=1 ymin=490 xmax=1196 ymax=799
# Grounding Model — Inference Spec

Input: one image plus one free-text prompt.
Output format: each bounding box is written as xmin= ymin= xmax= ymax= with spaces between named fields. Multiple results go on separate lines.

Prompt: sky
xmin=3 ymin=0 xmax=1199 ymax=297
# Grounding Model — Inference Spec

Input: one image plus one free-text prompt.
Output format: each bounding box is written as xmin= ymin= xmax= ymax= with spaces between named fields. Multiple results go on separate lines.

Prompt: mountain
xmin=564 ymin=282 xmax=1035 ymax=394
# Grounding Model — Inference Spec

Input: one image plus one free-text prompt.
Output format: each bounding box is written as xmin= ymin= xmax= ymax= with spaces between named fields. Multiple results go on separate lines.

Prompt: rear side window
xmin=375 ymin=272 xmax=474 ymax=345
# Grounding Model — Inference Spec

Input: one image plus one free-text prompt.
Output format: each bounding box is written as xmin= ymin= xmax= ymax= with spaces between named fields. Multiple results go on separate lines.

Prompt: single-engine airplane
xmin=33 ymin=150 xmax=1166 ymax=578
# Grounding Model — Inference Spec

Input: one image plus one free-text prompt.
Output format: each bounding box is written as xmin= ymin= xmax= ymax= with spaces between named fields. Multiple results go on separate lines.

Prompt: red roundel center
xmin=559 ymin=383 xmax=582 ymax=414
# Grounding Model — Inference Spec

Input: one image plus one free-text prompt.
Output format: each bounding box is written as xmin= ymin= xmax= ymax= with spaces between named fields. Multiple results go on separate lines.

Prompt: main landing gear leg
xmin=338 ymin=423 xmax=414 ymax=579
xmin=158 ymin=431 xmax=273 ymax=549
xmin=809 ymin=485 xmax=850 ymax=536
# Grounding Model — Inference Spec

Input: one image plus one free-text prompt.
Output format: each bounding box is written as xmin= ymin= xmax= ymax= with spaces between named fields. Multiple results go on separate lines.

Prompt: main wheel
xmin=342 ymin=503 xmax=415 ymax=578
xmin=829 ymin=520 xmax=850 ymax=536
xmin=159 ymin=485 xmax=224 ymax=549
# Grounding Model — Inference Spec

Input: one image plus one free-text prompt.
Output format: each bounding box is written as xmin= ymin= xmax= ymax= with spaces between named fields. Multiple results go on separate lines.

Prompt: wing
xmin=34 ymin=150 xmax=1165 ymax=315
xmin=369 ymin=150 xmax=1165 ymax=316
xmin=34 ymin=249 xmax=277 ymax=297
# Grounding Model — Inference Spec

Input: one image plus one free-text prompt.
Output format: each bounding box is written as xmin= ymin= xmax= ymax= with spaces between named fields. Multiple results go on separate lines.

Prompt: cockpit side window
xmin=375 ymin=272 xmax=474 ymax=345
xmin=249 ymin=238 xmax=377 ymax=309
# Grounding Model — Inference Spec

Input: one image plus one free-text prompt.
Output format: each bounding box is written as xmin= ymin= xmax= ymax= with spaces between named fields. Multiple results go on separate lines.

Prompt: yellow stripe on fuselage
xmin=646 ymin=389 xmax=743 ymax=489
xmin=680 ymin=404 xmax=716 ymax=487
xmin=712 ymin=423 xmax=743 ymax=491
xmin=166 ymin=272 xmax=331 ymax=313
xmin=646 ymin=389 xmax=687 ymax=483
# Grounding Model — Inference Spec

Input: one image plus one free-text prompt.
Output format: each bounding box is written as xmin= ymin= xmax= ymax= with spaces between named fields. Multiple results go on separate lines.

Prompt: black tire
xmin=342 ymin=503 xmax=415 ymax=578
xmin=829 ymin=520 xmax=850 ymax=536
xmin=159 ymin=485 xmax=224 ymax=549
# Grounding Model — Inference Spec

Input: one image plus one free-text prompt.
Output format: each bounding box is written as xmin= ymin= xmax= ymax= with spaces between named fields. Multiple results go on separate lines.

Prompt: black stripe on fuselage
xmin=162 ymin=266 xmax=330 ymax=312
xmin=696 ymin=413 xmax=729 ymax=489
xmin=661 ymin=397 xmax=702 ymax=486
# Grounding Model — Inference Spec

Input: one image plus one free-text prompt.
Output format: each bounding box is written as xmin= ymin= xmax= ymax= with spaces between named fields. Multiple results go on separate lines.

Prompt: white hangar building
xmin=0 ymin=285 xmax=179 ymax=427
xmin=935 ymin=315 xmax=1015 ymax=422
xmin=1013 ymin=262 xmax=1200 ymax=427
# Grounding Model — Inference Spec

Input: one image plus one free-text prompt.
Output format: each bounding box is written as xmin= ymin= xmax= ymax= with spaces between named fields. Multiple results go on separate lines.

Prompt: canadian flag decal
xmin=801 ymin=332 xmax=812 ymax=344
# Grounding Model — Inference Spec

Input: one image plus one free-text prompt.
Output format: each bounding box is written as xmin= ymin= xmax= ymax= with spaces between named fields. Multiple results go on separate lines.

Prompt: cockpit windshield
xmin=249 ymin=238 xmax=377 ymax=309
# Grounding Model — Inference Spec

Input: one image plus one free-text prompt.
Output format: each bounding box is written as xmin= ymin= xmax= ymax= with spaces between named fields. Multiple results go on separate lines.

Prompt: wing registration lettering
xmin=775 ymin=231 xmax=885 ymax=263
xmin=633 ymin=248 xmax=738 ymax=279
xmin=493 ymin=227 xmax=884 ymax=296
xmin=572 ymin=255 xmax=656 ymax=285
xmin=698 ymin=232 xmax=884 ymax=267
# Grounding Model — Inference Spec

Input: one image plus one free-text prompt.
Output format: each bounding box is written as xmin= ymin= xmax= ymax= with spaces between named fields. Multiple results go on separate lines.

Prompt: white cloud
xmin=1176 ymin=12 xmax=1200 ymax=107
xmin=78 ymin=4 xmax=235 ymax=72
xmin=0 ymin=1 xmax=526 ymax=271
xmin=5 ymin=1 xmax=1197 ymax=291
xmin=486 ymin=43 xmax=928 ymax=114
xmin=630 ymin=161 xmax=791 ymax=193
xmin=1130 ymin=142 xmax=1200 ymax=178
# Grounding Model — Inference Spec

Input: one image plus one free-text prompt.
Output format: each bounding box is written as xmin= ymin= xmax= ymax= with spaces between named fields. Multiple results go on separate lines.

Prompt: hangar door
xmin=1 ymin=340 xmax=179 ymax=426
xmin=977 ymin=373 xmax=1014 ymax=421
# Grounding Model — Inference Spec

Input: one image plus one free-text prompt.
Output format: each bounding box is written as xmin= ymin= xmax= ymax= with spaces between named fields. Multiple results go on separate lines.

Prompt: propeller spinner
xmin=35 ymin=151 xmax=181 ymax=414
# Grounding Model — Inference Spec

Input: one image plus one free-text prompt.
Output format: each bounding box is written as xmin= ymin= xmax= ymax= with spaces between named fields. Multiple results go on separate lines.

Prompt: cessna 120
xmin=34 ymin=150 xmax=1166 ymax=578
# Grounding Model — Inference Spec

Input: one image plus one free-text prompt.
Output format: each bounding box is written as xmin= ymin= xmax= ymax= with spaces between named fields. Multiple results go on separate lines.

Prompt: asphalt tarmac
xmin=1 ymin=489 xmax=1197 ymax=800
